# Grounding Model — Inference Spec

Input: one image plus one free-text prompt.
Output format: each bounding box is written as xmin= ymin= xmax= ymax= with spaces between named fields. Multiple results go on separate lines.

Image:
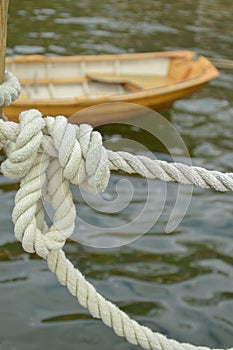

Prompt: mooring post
xmin=0 ymin=0 xmax=9 ymax=119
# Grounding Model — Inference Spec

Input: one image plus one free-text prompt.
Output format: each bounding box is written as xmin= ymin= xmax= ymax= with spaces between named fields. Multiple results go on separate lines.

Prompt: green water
xmin=1 ymin=0 xmax=233 ymax=349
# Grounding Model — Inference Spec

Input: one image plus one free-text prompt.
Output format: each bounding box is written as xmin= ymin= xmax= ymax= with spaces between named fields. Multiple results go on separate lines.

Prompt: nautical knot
xmin=1 ymin=107 xmax=233 ymax=350
xmin=0 ymin=109 xmax=110 ymax=258
xmin=1 ymin=108 xmax=233 ymax=260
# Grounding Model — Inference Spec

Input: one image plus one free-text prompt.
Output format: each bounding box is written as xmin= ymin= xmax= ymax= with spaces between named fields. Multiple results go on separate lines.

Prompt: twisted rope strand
xmin=0 ymin=71 xmax=21 ymax=107
xmin=107 ymin=150 xmax=233 ymax=191
xmin=0 ymin=108 xmax=232 ymax=350
xmin=47 ymin=249 xmax=229 ymax=350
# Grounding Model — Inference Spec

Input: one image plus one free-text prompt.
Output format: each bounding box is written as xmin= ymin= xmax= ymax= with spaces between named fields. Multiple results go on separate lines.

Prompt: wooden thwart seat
xmin=87 ymin=73 xmax=175 ymax=90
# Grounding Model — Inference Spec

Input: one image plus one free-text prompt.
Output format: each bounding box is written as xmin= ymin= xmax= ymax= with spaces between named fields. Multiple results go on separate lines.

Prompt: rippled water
xmin=1 ymin=1 xmax=233 ymax=349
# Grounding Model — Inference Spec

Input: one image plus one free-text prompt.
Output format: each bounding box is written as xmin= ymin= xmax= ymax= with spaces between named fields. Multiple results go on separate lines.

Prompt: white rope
xmin=0 ymin=71 xmax=21 ymax=107
xmin=0 ymin=95 xmax=233 ymax=349
xmin=107 ymin=151 xmax=233 ymax=192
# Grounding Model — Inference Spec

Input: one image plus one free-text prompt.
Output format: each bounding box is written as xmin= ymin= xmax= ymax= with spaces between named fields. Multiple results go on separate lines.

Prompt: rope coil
xmin=0 ymin=73 xmax=232 ymax=350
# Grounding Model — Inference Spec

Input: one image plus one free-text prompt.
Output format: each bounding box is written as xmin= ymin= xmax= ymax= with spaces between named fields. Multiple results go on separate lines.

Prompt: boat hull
xmin=4 ymin=51 xmax=218 ymax=124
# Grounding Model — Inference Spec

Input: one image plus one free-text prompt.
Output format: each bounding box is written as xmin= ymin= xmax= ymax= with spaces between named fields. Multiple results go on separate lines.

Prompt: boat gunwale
xmin=6 ymin=50 xmax=197 ymax=64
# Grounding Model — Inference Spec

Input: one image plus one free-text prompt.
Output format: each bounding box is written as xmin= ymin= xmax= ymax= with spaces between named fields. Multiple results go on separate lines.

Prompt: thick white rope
xmin=0 ymin=76 xmax=232 ymax=350
xmin=0 ymin=71 xmax=21 ymax=107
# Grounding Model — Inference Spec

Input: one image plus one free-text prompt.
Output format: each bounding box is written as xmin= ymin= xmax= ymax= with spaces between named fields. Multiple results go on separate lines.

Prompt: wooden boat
xmin=4 ymin=51 xmax=218 ymax=125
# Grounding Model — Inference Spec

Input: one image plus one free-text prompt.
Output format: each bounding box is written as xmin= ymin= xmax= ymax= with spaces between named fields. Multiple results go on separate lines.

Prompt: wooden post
xmin=0 ymin=0 xmax=9 ymax=119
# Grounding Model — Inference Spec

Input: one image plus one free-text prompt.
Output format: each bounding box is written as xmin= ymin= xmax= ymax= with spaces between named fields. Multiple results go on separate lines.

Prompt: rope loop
xmin=44 ymin=116 xmax=110 ymax=193
xmin=1 ymin=109 xmax=45 ymax=180
xmin=0 ymin=109 xmax=111 ymax=260
xmin=0 ymin=71 xmax=21 ymax=107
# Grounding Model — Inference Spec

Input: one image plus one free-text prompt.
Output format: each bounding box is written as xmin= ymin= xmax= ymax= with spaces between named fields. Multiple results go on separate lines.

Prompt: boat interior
xmin=5 ymin=54 xmax=207 ymax=100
